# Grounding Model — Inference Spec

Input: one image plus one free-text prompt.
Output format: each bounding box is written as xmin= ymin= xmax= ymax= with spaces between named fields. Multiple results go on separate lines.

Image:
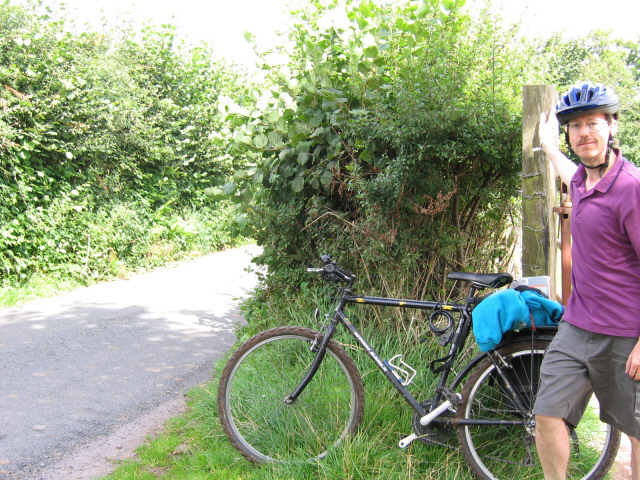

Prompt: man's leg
xmin=630 ymin=435 xmax=640 ymax=480
xmin=536 ymin=415 xmax=570 ymax=480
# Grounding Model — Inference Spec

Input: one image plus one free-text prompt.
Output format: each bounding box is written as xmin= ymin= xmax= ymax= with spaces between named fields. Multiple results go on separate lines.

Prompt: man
xmin=535 ymin=81 xmax=640 ymax=479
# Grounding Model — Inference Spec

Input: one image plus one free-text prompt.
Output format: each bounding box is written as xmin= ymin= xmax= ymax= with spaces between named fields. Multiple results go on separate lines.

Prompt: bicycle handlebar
xmin=308 ymin=255 xmax=353 ymax=283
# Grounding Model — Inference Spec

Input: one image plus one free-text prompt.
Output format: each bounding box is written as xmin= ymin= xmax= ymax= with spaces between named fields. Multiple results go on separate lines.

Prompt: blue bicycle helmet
xmin=556 ymin=82 xmax=619 ymax=125
xmin=557 ymin=82 xmax=620 ymax=173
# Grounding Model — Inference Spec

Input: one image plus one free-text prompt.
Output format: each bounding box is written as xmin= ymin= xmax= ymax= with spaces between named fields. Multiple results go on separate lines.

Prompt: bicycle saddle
xmin=447 ymin=272 xmax=513 ymax=289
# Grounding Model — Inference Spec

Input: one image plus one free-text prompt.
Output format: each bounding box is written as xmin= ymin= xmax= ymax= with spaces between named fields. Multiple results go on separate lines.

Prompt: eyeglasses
xmin=565 ymin=120 xmax=610 ymax=136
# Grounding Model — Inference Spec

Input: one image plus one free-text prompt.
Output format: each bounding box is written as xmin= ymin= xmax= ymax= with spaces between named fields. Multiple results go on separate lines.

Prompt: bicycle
xmin=217 ymin=255 xmax=620 ymax=479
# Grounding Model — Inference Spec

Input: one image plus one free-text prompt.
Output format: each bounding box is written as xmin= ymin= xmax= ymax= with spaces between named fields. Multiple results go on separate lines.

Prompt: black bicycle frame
xmin=287 ymin=284 xmax=536 ymax=429
xmin=342 ymin=294 xmax=471 ymax=415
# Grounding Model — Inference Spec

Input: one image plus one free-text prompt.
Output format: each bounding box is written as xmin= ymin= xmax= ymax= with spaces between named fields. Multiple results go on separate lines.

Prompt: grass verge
xmin=101 ymin=355 xmax=476 ymax=480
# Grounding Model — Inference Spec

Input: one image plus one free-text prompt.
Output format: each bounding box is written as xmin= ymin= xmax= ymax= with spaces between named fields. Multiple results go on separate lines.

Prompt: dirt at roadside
xmin=612 ymin=434 xmax=632 ymax=480
xmin=29 ymin=398 xmax=187 ymax=480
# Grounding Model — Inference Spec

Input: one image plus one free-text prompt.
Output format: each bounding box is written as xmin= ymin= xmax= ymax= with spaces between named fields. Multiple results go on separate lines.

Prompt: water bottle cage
xmin=384 ymin=355 xmax=417 ymax=386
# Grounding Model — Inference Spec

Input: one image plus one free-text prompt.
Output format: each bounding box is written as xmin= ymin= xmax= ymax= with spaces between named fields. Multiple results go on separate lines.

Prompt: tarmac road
xmin=0 ymin=245 xmax=261 ymax=480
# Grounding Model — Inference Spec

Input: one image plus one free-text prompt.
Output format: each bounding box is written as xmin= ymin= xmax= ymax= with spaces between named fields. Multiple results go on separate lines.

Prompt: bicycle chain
xmin=415 ymin=433 xmax=458 ymax=450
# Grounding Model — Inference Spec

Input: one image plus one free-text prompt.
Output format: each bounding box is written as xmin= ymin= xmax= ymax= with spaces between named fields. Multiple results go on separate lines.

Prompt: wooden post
xmin=521 ymin=85 xmax=559 ymax=297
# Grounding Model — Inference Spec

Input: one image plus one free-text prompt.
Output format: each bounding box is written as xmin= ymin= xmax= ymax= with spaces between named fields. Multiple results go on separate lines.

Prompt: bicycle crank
xmin=410 ymin=401 xmax=457 ymax=448
xmin=399 ymin=391 xmax=462 ymax=449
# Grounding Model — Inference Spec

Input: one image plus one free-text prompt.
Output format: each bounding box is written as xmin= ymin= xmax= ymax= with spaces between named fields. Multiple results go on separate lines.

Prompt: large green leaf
xmin=291 ymin=175 xmax=304 ymax=192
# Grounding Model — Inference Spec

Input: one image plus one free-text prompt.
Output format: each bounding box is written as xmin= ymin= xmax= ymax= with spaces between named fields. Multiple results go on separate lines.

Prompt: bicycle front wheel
xmin=457 ymin=340 xmax=620 ymax=480
xmin=217 ymin=326 xmax=365 ymax=463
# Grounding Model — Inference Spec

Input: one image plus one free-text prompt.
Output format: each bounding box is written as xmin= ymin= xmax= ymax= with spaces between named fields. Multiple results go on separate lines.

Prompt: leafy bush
xmin=0 ymin=1 xmax=248 ymax=295
xmin=223 ymin=0 xmax=531 ymax=300
xmin=223 ymin=0 xmax=640 ymax=306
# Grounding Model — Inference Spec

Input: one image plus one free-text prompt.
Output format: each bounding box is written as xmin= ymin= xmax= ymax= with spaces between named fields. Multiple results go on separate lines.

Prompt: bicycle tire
xmin=457 ymin=340 xmax=620 ymax=480
xmin=217 ymin=326 xmax=365 ymax=463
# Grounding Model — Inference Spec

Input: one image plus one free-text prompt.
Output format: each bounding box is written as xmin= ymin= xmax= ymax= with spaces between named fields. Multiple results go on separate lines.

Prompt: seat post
xmin=465 ymin=284 xmax=483 ymax=306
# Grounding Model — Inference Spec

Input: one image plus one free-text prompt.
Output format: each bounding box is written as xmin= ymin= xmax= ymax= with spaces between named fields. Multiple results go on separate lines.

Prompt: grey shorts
xmin=533 ymin=320 xmax=640 ymax=439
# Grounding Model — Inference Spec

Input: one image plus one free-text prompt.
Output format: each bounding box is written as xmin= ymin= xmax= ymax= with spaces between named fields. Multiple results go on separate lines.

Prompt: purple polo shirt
xmin=565 ymin=149 xmax=640 ymax=337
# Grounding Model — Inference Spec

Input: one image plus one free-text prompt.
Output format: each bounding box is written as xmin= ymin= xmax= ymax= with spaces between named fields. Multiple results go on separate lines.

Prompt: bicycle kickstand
xmin=398 ymin=389 xmax=462 ymax=449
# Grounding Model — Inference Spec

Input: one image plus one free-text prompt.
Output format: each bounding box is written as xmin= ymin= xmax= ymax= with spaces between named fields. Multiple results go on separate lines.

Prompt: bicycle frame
xmin=286 ymin=269 xmax=540 ymax=440
xmin=338 ymin=293 xmax=467 ymax=418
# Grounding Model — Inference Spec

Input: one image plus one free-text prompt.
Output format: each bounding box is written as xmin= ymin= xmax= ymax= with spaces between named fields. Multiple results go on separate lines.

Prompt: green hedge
xmin=0 ymin=1 xmax=248 ymax=290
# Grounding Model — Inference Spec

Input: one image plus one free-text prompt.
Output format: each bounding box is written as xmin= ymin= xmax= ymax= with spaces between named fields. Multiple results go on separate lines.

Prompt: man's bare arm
xmin=539 ymin=111 xmax=577 ymax=186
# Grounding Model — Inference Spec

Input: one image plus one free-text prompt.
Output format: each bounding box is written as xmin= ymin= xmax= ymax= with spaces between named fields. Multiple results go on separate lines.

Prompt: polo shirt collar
xmin=574 ymin=148 xmax=623 ymax=194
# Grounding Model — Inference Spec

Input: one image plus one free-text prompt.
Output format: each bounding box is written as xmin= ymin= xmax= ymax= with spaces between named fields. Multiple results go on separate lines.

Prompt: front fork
xmin=284 ymin=321 xmax=338 ymax=404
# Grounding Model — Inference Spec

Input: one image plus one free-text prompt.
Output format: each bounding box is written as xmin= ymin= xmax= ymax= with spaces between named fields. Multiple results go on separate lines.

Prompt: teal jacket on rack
xmin=471 ymin=288 xmax=564 ymax=352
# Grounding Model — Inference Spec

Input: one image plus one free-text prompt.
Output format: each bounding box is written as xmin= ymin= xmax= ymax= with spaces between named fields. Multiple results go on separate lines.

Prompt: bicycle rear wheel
xmin=457 ymin=340 xmax=620 ymax=480
xmin=217 ymin=326 xmax=365 ymax=463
